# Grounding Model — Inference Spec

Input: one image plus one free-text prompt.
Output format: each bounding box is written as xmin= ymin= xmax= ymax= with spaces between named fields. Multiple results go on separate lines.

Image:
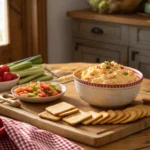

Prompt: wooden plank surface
xmin=0 ymin=79 xmax=150 ymax=147
xmin=67 ymin=9 xmax=150 ymax=27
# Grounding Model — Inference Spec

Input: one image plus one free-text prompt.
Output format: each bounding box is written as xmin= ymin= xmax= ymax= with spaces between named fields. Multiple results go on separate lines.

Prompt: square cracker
xmin=82 ymin=111 xmax=103 ymax=125
xmin=63 ymin=110 xmax=92 ymax=125
xmin=46 ymin=102 xmax=75 ymax=115
xmin=39 ymin=111 xmax=61 ymax=121
xmin=59 ymin=108 xmax=79 ymax=117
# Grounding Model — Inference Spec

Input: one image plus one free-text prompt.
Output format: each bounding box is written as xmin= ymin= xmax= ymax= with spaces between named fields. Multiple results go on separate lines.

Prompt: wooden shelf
xmin=67 ymin=9 xmax=150 ymax=27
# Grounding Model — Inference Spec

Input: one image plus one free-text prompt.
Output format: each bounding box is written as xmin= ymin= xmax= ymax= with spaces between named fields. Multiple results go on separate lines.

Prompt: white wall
xmin=47 ymin=0 xmax=89 ymax=63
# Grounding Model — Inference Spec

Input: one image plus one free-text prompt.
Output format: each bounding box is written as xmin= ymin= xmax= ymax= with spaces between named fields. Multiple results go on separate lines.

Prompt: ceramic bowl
xmin=73 ymin=66 xmax=143 ymax=108
xmin=11 ymin=82 xmax=66 ymax=103
xmin=0 ymin=75 xmax=20 ymax=92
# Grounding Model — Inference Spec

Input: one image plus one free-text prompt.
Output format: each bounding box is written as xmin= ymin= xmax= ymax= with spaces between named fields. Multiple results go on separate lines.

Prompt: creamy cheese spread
xmin=80 ymin=61 xmax=138 ymax=84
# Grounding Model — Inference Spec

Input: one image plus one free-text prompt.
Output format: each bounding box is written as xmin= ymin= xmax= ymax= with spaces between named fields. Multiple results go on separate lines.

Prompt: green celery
xmin=18 ymin=72 xmax=44 ymax=84
xmin=7 ymin=55 xmax=42 ymax=67
xmin=10 ymin=61 xmax=32 ymax=71
xmin=13 ymin=68 xmax=44 ymax=78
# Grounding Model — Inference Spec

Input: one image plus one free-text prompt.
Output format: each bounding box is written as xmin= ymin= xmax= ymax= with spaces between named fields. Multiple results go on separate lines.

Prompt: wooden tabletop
xmin=45 ymin=63 xmax=150 ymax=149
xmin=1 ymin=63 xmax=150 ymax=150
xmin=71 ymin=78 xmax=150 ymax=150
xmin=73 ymin=128 xmax=150 ymax=150
xmin=67 ymin=9 xmax=150 ymax=27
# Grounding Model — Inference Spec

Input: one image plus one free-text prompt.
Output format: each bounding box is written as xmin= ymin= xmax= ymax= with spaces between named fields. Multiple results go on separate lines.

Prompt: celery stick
xmin=32 ymin=74 xmax=53 ymax=81
xmin=7 ymin=55 xmax=42 ymax=67
xmin=18 ymin=72 xmax=44 ymax=84
xmin=10 ymin=61 xmax=32 ymax=71
xmin=14 ymin=68 xmax=44 ymax=78
xmin=22 ymin=65 xmax=42 ymax=70
xmin=31 ymin=57 xmax=42 ymax=64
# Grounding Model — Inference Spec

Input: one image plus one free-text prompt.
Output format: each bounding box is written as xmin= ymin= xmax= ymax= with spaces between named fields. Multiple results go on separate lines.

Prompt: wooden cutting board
xmin=0 ymin=80 xmax=150 ymax=147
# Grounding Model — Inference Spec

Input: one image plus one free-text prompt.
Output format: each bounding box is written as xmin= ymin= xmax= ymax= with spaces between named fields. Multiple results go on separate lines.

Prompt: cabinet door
xmin=73 ymin=20 xmax=128 ymax=46
xmin=129 ymin=26 xmax=150 ymax=50
xmin=74 ymin=41 xmax=128 ymax=65
xmin=129 ymin=47 xmax=150 ymax=79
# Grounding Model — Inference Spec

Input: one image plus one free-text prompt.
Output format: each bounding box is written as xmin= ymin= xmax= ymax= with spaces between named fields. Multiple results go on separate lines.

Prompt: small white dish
xmin=11 ymin=82 xmax=66 ymax=103
xmin=0 ymin=75 xmax=20 ymax=92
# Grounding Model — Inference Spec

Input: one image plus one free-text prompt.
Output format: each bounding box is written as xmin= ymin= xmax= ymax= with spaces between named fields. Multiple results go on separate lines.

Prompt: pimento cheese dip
xmin=80 ymin=61 xmax=138 ymax=84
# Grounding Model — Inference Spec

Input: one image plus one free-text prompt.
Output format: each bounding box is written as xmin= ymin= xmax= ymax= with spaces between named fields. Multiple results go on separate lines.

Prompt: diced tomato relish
xmin=14 ymin=81 xmax=62 ymax=98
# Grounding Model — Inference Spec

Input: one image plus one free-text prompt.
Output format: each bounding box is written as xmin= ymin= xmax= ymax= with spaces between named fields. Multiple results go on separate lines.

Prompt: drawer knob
xmin=96 ymin=57 xmax=100 ymax=63
xmin=91 ymin=27 xmax=103 ymax=35
xmin=132 ymin=51 xmax=139 ymax=61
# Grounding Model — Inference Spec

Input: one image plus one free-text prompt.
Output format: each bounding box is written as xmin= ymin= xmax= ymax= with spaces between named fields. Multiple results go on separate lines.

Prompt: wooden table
xmin=70 ymin=78 xmax=150 ymax=150
xmin=1 ymin=63 xmax=150 ymax=150
xmin=73 ymin=128 xmax=150 ymax=150
xmin=48 ymin=63 xmax=150 ymax=150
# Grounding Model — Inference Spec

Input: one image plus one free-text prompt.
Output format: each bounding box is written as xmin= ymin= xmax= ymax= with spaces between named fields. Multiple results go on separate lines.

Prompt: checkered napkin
xmin=0 ymin=117 xmax=83 ymax=150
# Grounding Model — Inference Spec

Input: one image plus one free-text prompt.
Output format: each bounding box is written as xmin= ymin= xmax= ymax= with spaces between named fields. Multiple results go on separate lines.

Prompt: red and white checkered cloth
xmin=0 ymin=117 xmax=83 ymax=150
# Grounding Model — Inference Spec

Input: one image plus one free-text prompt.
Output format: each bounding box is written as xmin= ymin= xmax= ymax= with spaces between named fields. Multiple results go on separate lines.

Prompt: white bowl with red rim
xmin=73 ymin=66 xmax=143 ymax=108
xmin=0 ymin=74 xmax=20 ymax=92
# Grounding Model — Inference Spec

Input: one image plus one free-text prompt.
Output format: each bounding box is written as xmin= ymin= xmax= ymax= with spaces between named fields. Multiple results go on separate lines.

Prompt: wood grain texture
xmin=9 ymin=0 xmax=23 ymax=62
xmin=0 ymin=0 xmax=48 ymax=64
xmin=0 ymin=63 xmax=150 ymax=149
xmin=67 ymin=9 xmax=150 ymax=27
xmin=0 ymin=62 xmax=150 ymax=148
xmin=0 ymin=45 xmax=11 ymax=64
xmin=22 ymin=0 xmax=48 ymax=62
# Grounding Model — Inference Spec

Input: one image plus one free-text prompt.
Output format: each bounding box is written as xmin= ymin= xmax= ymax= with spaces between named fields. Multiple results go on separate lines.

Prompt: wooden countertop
xmin=67 ymin=9 xmax=150 ymax=27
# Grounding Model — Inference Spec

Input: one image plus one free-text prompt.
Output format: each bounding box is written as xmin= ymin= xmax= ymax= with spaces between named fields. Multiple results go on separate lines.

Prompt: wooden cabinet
xmin=72 ymin=20 xmax=128 ymax=45
xmin=129 ymin=47 xmax=150 ymax=78
xmin=74 ymin=40 xmax=128 ymax=65
xmin=72 ymin=20 xmax=128 ymax=66
xmin=69 ymin=13 xmax=150 ymax=78
xmin=129 ymin=26 xmax=150 ymax=49
xmin=129 ymin=26 xmax=150 ymax=78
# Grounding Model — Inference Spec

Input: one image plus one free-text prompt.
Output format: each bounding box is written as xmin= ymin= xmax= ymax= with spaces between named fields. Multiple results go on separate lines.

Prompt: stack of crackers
xmin=39 ymin=102 xmax=92 ymax=125
xmin=39 ymin=102 xmax=150 ymax=126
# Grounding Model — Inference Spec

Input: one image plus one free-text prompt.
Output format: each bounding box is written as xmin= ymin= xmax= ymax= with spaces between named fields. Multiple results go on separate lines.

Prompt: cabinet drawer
xmin=75 ymin=45 xmax=119 ymax=63
xmin=74 ymin=40 xmax=128 ymax=65
xmin=129 ymin=47 xmax=150 ymax=79
xmin=72 ymin=20 xmax=128 ymax=45
xmin=129 ymin=26 xmax=150 ymax=50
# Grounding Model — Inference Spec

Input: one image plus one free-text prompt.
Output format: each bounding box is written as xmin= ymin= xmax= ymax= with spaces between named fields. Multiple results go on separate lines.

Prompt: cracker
xmin=62 ymin=110 xmax=92 ymax=125
xmin=53 ymin=74 xmax=73 ymax=83
xmin=82 ymin=111 xmax=103 ymax=125
xmin=135 ymin=105 xmax=148 ymax=119
xmin=113 ymin=111 xmax=130 ymax=124
xmin=92 ymin=111 xmax=109 ymax=125
xmin=129 ymin=106 xmax=143 ymax=120
xmin=108 ymin=110 xmax=125 ymax=124
xmin=39 ymin=111 xmax=61 ymax=121
xmin=46 ymin=102 xmax=75 ymax=115
xmin=99 ymin=110 xmax=117 ymax=124
xmin=120 ymin=109 xmax=137 ymax=124
xmin=58 ymin=108 xmax=79 ymax=117
xmin=51 ymin=69 xmax=72 ymax=78
xmin=144 ymin=105 xmax=150 ymax=117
